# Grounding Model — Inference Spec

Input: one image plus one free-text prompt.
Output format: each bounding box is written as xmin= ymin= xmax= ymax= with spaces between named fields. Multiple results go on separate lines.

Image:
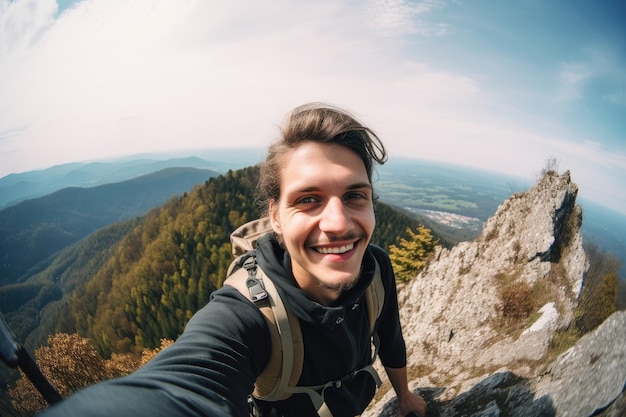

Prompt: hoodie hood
xmin=254 ymin=234 xmax=376 ymax=330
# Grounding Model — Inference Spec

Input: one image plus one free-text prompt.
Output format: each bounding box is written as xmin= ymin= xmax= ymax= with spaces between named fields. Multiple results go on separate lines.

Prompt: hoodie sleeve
xmin=371 ymin=246 xmax=408 ymax=369
xmin=37 ymin=287 xmax=270 ymax=417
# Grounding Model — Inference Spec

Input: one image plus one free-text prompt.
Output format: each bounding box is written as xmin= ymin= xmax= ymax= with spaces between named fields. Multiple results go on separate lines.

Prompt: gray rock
xmin=533 ymin=311 xmax=626 ymax=417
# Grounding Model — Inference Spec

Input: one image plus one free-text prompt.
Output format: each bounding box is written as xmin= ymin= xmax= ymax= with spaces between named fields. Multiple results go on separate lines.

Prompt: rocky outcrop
xmin=533 ymin=310 xmax=626 ymax=417
xmin=365 ymin=171 xmax=626 ymax=417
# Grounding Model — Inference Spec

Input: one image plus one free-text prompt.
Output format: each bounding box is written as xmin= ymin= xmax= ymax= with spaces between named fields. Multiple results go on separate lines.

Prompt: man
xmin=39 ymin=103 xmax=426 ymax=417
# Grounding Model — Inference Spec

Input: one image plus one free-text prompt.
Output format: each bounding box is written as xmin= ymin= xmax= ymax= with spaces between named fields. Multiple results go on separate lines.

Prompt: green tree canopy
xmin=388 ymin=225 xmax=438 ymax=282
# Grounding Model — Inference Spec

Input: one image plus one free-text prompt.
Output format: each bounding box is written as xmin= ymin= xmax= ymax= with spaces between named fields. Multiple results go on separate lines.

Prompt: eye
xmin=345 ymin=190 xmax=370 ymax=201
xmin=295 ymin=195 xmax=319 ymax=205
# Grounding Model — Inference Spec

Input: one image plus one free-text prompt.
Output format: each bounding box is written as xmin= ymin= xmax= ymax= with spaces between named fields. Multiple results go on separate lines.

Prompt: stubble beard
xmin=316 ymin=267 xmax=361 ymax=293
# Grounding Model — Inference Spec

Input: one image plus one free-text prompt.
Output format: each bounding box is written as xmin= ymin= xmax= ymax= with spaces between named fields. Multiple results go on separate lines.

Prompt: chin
xmin=318 ymin=272 xmax=359 ymax=292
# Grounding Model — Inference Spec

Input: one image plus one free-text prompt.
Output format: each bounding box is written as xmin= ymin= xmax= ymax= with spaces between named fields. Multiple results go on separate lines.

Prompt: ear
xmin=269 ymin=199 xmax=282 ymax=234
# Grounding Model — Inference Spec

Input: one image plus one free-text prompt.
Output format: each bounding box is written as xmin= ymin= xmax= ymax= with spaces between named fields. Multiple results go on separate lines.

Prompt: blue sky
xmin=0 ymin=0 xmax=625 ymax=215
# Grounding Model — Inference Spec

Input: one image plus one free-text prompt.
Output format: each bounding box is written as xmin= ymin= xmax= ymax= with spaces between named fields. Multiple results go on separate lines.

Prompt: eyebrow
xmin=348 ymin=182 xmax=373 ymax=191
xmin=293 ymin=182 xmax=372 ymax=194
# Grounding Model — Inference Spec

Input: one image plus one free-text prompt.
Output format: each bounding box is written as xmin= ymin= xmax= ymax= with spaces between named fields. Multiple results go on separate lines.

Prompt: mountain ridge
xmin=0 ymin=152 xmax=262 ymax=209
xmin=0 ymin=167 xmax=219 ymax=286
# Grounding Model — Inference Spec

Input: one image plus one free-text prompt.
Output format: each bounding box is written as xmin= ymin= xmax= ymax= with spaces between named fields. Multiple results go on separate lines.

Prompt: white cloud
xmin=364 ymin=0 xmax=448 ymax=38
xmin=556 ymin=62 xmax=590 ymax=102
xmin=555 ymin=42 xmax=626 ymax=106
xmin=396 ymin=62 xmax=480 ymax=98
xmin=0 ymin=0 xmax=57 ymax=56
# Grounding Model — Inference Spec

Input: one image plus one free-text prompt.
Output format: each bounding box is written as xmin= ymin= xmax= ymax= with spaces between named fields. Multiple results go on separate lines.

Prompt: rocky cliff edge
xmin=366 ymin=170 xmax=626 ymax=417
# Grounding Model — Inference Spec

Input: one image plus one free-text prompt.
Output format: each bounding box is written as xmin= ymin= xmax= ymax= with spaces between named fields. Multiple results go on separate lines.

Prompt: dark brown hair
xmin=255 ymin=102 xmax=387 ymax=215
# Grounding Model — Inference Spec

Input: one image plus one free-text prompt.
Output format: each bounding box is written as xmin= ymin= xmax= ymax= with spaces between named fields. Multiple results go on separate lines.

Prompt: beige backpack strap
xmin=364 ymin=260 xmax=384 ymax=332
xmin=287 ymin=362 xmax=383 ymax=417
xmin=364 ymin=260 xmax=384 ymax=362
xmin=223 ymin=260 xmax=303 ymax=401
xmin=254 ymin=266 xmax=304 ymax=400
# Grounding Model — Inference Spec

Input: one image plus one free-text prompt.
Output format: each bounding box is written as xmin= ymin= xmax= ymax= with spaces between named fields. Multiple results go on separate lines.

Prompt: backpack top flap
xmin=230 ymin=217 xmax=273 ymax=257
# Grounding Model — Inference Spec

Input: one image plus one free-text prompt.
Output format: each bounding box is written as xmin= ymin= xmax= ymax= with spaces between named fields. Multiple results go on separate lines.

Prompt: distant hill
xmin=0 ymin=167 xmax=219 ymax=286
xmin=0 ymin=149 xmax=264 ymax=209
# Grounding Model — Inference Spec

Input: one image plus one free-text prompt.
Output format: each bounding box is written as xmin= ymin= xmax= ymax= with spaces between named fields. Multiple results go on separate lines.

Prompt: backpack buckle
xmin=247 ymin=279 xmax=268 ymax=303
xmin=243 ymin=256 xmax=269 ymax=303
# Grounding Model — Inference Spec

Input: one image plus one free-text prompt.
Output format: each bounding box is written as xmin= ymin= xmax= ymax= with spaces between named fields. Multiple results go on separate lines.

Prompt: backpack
xmin=223 ymin=218 xmax=385 ymax=417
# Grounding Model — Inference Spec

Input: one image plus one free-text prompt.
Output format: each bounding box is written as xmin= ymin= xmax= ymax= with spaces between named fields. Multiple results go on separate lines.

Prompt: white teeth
xmin=316 ymin=243 xmax=354 ymax=254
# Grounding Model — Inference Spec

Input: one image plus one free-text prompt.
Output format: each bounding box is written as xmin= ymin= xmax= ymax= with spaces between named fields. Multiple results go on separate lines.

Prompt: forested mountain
xmin=0 ymin=167 xmax=219 ymax=286
xmin=4 ymin=166 xmax=427 ymax=357
xmin=1 ymin=219 xmax=142 ymax=350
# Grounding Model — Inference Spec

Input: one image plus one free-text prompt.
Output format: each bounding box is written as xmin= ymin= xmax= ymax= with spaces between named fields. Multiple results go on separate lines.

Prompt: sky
xmin=1 ymin=0 xmax=625 ymax=215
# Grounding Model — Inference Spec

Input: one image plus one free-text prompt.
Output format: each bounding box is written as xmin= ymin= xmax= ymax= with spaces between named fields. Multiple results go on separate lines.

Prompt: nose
xmin=319 ymin=197 xmax=351 ymax=233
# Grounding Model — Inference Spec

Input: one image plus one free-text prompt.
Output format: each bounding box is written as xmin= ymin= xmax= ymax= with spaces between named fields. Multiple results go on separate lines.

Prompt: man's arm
xmin=38 ymin=287 xmax=269 ymax=417
xmin=385 ymin=366 xmax=426 ymax=417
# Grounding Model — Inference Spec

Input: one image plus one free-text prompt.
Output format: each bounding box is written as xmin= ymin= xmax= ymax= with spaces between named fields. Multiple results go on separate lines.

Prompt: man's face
xmin=269 ymin=141 xmax=375 ymax=305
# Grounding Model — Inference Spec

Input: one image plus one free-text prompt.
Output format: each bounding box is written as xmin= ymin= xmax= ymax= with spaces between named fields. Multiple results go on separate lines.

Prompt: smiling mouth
xmin=315 ymin=243 xmax=355 ymax=254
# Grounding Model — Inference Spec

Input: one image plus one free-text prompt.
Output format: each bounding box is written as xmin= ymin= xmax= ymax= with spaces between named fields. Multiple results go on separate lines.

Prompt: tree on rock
xmin=389 ymin=226 xmax=438 ymax=282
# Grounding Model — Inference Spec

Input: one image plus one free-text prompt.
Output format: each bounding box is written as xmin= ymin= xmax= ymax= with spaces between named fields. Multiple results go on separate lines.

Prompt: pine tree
xmin=388 ymin=226 xmax=438 ymax=282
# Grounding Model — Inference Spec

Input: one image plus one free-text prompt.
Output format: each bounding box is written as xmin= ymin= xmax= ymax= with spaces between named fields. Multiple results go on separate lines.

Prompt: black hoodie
xmin=39 ymin=234 xmax=407 ymax=417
